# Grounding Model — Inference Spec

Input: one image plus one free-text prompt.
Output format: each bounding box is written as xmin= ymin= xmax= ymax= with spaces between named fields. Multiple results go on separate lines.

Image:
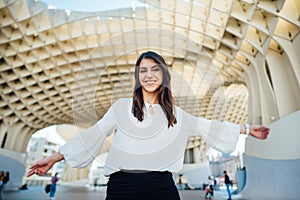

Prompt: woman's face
xmin=138 ymin=58 xmax=163 ymax=94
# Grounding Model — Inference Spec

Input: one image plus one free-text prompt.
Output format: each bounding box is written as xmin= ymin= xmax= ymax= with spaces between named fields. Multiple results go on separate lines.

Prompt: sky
xmin=33 ymin=125 xmax=65 ymax=145
xmin=40 ymin=0 xmax=147 ymax=12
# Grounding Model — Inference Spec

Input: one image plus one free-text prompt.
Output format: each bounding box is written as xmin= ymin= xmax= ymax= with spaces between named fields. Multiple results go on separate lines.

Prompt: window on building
xmin=184 ymin=148 xmax=194 ymax=164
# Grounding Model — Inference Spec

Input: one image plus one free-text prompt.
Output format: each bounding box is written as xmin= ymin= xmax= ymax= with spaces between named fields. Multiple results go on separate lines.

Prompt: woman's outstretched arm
xmin=239 ymin=124 xmax=270 ymax=140
xmin=26 ymin=152 xmax=64 ymax=177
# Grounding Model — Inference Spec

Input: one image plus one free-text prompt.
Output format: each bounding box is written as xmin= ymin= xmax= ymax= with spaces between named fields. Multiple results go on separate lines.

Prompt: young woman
xmin=27 ymin=51 xmax=270 ymax=200
xmin=49 ymin=173 xmax=59 ymax=200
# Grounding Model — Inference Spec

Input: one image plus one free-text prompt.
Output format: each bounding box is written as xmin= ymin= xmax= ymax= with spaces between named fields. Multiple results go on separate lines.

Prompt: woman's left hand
xmin=249 ymin=125 xmax=270 ymax=140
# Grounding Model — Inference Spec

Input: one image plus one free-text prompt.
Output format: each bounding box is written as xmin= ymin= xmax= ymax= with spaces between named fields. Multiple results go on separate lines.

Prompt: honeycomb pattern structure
xmin=0 ymin=0 xmax=299 ymax=155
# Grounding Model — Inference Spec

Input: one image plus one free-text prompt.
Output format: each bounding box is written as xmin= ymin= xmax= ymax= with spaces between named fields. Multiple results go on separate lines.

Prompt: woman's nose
xmin=145 ymin=70 xmax=152 ymax=77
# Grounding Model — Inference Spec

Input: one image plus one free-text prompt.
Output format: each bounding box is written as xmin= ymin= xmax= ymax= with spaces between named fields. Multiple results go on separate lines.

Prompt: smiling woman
xmin=26 ymin=51 xmax=270 ymax=200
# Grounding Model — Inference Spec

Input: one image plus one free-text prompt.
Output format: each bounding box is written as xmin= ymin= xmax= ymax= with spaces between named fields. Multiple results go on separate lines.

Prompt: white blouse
xmin=59 ymin=98 xmax=240 ymax=176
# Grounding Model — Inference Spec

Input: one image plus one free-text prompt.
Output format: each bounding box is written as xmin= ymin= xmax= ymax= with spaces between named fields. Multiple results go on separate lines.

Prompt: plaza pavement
xmin=4 ymin=185 xmax=245 ymax=200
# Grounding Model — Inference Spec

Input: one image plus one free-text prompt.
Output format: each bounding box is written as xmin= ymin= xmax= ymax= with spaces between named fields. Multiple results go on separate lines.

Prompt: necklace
xmin=148 ymin=104 xmax=154 ymax=115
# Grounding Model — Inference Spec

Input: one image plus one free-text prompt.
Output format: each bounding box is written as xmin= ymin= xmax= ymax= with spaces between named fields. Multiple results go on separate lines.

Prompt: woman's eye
xmin=139 ymin=69 xmax=146 ymax=73
xmin=152 ymin=67 xmax=160 ymax=71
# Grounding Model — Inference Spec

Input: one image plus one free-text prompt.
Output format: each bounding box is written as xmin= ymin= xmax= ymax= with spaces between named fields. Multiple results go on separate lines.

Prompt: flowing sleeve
xmin=183 ymin=110 xmax=240 ymax=153
xmin=59 ymin=105 xmax=116 ymax=168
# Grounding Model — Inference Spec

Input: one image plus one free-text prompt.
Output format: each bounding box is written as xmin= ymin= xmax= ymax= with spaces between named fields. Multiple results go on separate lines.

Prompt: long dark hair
xmin=132 ymin=51 xmax=177 ymax=128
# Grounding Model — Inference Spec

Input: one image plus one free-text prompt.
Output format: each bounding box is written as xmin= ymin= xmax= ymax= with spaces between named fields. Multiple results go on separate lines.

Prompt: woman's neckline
xmin=144 ymin=101 xmax=160 ymax=106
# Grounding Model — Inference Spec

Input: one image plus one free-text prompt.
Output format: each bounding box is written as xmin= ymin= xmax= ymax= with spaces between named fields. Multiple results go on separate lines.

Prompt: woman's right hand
xmin=26 ymin=152 xmax=64 ymax=177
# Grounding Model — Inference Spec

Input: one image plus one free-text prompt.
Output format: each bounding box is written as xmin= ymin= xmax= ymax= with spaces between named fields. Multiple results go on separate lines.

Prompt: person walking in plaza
xmin=0 ymin=171 xmax=8 ymax=200
xmin=26 ymin=51 xmax=270 ymax=200
xmin=49 ymin=173 xmax=58 ymax=200
xmin=0 ymin=171 xmax=4 ymax=200
xmin=224 ymin=171 xmax=232 ymax=200
xmin=2 ymin=172 xmax=9 ymax=188
xmin=205 ymin=184 xmax=214 ymax=199
xmin=176 ymin=174 xmax=186 ymax=190
xmin=93 ymin=177 xmax=98 ymax=191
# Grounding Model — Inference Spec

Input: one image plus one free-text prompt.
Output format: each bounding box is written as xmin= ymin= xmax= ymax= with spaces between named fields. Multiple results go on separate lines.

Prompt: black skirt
xmin=105 ymin=170 xmax=181 ymax=200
